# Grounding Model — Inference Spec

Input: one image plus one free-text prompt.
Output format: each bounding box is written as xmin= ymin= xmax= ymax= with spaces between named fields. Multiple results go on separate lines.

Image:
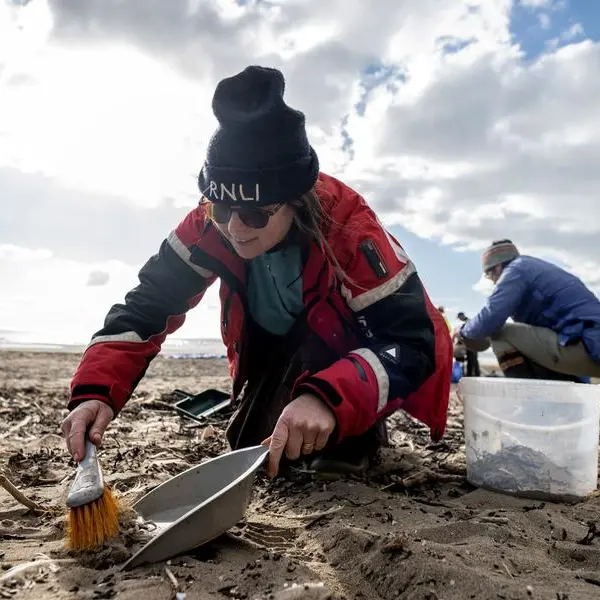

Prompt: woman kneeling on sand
xmin=61 ymin=65 xmax=452 ymax=478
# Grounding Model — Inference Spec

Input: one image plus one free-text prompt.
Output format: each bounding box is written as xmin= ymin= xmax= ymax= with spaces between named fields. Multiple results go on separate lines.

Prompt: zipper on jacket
xmin=222 ymin=288 xmax=233 ymax=333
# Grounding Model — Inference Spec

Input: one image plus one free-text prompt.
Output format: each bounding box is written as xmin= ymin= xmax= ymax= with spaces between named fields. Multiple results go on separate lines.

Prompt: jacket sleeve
xmin=69 ymin=207 xmax=216 ymax=415
xmin=293 ymin=187 xmax=437 ymax=441
xmin=461 ymin=262 xmax=528 ymax=340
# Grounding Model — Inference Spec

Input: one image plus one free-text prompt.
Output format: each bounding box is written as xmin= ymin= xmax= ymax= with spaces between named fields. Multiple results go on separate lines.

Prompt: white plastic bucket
xmin=459 ymin=377 xmax=600 ymax=500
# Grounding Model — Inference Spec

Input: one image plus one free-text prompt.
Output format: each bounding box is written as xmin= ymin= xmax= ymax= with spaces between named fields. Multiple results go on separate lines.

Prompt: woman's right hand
xmin=61 ymin=400 xmax=114 ymax=463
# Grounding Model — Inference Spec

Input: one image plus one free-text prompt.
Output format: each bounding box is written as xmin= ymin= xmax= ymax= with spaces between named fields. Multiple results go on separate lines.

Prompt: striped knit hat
xmin=482 ymin=239 xmax=520 ymax=272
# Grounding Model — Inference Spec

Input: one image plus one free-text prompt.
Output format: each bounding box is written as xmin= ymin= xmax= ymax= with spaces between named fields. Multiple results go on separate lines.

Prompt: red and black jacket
xmin=69 ymin=173 xmax=452 ymax=442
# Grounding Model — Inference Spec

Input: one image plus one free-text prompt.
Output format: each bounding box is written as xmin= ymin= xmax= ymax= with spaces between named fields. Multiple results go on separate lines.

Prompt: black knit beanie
xmin=198 ymin=65 xmax=319 ymax=206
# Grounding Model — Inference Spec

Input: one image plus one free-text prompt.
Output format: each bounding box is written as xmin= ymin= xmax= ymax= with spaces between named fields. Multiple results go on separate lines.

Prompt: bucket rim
xmin=458 ymin=377 xmax=600 ymax=405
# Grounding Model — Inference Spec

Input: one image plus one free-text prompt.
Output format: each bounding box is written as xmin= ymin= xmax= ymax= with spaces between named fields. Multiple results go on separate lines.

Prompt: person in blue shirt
xmin=454 ymin=240 xmax=600 ymax=381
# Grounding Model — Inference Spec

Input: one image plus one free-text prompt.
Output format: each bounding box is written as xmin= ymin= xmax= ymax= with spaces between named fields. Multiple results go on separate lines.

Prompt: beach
xmin=1 ymin=350 xmax=599 ymax=599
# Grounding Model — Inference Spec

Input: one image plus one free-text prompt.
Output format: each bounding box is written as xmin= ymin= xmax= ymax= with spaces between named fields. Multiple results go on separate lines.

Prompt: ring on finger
xmin=302 ymin=442 xmax=315 ymax=453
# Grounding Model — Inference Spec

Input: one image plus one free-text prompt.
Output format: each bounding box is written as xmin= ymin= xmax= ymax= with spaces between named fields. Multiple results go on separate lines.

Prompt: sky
xmin=1 ymin=0 xmax=600 ymax=346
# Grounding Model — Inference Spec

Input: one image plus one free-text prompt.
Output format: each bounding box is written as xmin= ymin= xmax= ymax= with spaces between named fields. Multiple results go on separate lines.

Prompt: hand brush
xmin=66 ymin=437 xmax=119 ymax=550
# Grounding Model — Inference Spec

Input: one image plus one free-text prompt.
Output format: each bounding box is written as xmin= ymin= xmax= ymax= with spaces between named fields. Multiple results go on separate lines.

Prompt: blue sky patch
xmin=509 ymin=0 xmax=598 ymax=61
xmin=355 ymin=62 xmax=405 ymax=117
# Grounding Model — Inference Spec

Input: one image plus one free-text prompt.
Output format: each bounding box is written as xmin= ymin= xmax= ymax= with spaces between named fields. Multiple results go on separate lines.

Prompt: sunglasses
xmin=202 ymin=201 xmax=284 ymax=229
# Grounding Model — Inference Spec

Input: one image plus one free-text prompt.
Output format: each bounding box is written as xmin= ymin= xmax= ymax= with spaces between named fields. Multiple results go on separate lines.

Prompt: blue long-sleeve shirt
xmin=462 ymin=256 xmax=600 ymax=363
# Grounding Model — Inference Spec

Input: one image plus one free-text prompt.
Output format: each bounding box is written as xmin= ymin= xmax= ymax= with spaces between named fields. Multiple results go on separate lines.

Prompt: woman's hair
xmin=290 ymin=186 xmax=353 ymax=285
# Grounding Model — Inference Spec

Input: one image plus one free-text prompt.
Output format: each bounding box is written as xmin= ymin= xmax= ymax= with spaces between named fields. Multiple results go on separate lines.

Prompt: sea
xmin=0 ymin=335 xmax=228 ymax=359
xmin=0 ymin=331 xmax=497 ymax=365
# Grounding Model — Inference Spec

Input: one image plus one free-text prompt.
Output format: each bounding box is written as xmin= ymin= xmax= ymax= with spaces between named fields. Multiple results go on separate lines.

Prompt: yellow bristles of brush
xmin=66 ymin=438 xmax=120 ymax=550
xmin=67 ymin=486 xmax=120 ymax=550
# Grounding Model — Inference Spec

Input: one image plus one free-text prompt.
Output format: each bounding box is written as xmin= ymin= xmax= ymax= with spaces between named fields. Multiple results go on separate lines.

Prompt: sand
xmin=1 ymin=350 xmax=600 ymax=600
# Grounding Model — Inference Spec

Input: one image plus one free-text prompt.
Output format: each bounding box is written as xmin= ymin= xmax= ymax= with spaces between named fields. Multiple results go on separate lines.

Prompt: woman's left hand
xmin=262 ymin=393 xmax=336 ymax=478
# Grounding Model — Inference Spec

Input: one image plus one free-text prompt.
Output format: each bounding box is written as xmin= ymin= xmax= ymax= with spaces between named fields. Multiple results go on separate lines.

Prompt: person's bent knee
xmin=491 ymin=337 xmax=516 ymax=357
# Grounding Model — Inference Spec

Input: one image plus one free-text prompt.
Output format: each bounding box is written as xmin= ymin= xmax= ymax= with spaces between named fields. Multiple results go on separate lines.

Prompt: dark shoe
xmin=308 ymin=451 xmax=371 ymax=477
xmin=498 ymin=351 xmax=537 ymax=378
xmin=307 ymin=422 xmax=386 ymax=477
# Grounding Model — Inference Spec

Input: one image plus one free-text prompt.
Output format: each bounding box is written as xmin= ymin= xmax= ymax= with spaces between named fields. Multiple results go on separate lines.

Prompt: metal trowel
xmin=122 ymin=444 xmax=269 ymax=570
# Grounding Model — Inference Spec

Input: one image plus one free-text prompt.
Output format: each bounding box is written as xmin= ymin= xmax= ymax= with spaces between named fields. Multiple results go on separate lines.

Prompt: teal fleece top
xmin=247 ymin=244 xmax=304 ymax=336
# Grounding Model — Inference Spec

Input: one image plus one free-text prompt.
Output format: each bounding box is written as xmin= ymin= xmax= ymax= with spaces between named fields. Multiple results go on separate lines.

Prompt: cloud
xmin=1 ymin=0 xmax=600 ymax=342
xmin=47 ymin=0 xmax=270 ymax=81
xmin=44 ymin=0 xmax=514 ymax=130
xmin=0 ymin=167 xmax=192 ymax=264
xmin=86 ymin=269 xmax=110 ymax=286
xmin=0 ymin=48 xmax=214 ymax=206
xmin=0 ymin=243 xmax=223 ymax=344
xmin=344 ymin=39 xmax=600 ymax=293
xmin=473 ymin=274 xmax=495 ymax=296
xmin=0 ymin=244 xmax=52 ymax=261
xmin=547 ymin=22 xmax=585 ymax=51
